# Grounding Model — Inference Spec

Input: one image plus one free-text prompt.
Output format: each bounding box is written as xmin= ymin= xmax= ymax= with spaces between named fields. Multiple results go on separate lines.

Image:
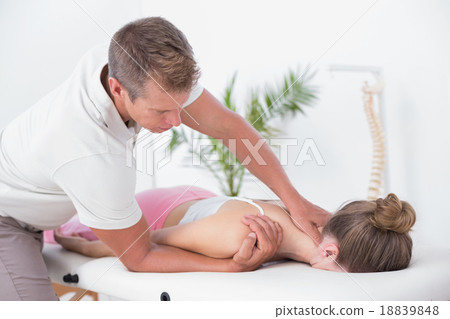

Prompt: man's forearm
xmin=124 ymin=243 xmax=235 ymax=273
xmin=224 ymin=116 xmax=304 ymax=206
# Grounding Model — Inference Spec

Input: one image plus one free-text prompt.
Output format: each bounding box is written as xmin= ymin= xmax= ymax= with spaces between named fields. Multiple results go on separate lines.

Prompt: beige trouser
xmin=0 ymin=216 xmax=58 ymax=300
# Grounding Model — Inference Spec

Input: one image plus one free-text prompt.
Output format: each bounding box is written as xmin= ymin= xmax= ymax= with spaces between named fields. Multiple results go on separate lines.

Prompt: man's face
xmin=125 ymin=81 xmax=190 ymax=133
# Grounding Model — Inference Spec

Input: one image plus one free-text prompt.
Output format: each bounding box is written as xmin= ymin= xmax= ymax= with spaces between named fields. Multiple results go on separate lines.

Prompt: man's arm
xmin=90 ymin=214 xmax=281 ymax=272
xmin=181 ymin=89 xmax=331 ymax=243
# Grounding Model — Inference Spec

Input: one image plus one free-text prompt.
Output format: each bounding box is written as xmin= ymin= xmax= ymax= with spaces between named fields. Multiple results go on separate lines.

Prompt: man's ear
xmin=108 ymin=77 xmax=125 ymax=99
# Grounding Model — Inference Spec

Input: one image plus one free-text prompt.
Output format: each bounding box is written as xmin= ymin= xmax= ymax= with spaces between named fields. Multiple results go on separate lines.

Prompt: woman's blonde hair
xmin=323 ymin=193 xmax=416 ymax=272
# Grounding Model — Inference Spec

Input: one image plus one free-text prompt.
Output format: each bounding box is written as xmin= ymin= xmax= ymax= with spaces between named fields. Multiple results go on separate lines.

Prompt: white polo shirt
xmin=0 ymin=44 xmax=203 ymax=230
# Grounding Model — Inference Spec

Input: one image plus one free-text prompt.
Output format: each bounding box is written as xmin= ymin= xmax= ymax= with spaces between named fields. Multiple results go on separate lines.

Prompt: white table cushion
xmin=43 ymin=244 xmax=450 ymax=300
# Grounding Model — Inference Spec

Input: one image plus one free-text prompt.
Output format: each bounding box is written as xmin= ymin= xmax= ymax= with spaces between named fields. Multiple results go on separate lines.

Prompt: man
xmin=0 ymin=17 xmax=330 ymax=300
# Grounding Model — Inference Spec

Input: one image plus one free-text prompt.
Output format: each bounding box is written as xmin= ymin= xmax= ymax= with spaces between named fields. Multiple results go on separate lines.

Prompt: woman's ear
xmin=316 ymin=238 xmax=345 ymax=271
xmin=324 ymin=243 xmax=339 ymax=259
xmin=318 ymin=236 xmax=340 ymax=258
xmin=311 ymin=235 xmax=345 ymax=272
xmin=322 ymin=242 xmax=346 ymax=272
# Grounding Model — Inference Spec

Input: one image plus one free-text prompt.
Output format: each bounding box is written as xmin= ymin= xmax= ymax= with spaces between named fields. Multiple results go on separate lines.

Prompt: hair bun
xmin=370 ymin=193 xmax=416 ymax=233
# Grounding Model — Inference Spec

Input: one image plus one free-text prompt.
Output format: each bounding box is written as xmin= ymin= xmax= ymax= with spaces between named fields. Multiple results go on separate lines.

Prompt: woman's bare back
xmin=152 ymin=198 xmax=315 ymax=262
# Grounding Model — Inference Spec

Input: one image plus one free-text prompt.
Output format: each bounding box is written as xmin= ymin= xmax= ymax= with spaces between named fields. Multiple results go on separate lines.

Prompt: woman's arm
xmin=54 ymin=214 xmax=282 ymax=272
xmin=55 ymin=199 xmax=312 ymax=264
xmin=53 ymin=206 xmax=276 ymax=261
xmin=56 ymin=213 xmax=267 ymax=260
xmin=54 ymin=229 xmax=115 ymax=258
xmin=149 ymin=200 xmax=276 ymax=259
xmin=91 ymin=215 xmax=282 ymax=272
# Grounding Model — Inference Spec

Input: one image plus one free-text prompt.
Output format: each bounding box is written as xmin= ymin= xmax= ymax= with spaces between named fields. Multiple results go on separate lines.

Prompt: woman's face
xmin=310 ymin=235 xmax=347 ymax=272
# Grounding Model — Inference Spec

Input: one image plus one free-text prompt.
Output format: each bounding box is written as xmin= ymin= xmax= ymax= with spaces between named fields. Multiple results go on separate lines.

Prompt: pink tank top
xmin=44 ymin=185 xmax=217 ymax=243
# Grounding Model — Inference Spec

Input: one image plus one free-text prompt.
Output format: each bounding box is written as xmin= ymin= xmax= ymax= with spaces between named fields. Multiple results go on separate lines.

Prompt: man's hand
xmin=287 ymin=197 xmax=331 ymax=245
xmin=229 ymin=214 xmax=283 ymax=272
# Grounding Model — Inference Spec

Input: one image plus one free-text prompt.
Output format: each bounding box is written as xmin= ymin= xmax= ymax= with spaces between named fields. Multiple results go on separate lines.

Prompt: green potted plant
xmin=169 ymin=67 xmax=318 ymax=196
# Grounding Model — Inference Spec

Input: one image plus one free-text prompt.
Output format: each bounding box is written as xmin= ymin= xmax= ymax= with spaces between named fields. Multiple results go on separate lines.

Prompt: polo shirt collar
xmin=88 ymin=63 xmax=141 ymax=143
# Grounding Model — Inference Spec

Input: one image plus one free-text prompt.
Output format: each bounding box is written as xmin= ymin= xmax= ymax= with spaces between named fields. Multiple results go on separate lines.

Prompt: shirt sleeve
xmin=182 ymin=82 xmax=204 ymax=108
xmin=53 ymin=153 xmax=142 ymax=230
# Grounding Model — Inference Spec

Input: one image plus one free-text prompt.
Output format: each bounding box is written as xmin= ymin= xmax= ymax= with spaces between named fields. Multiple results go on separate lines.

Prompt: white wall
xmin=1 ymin=0 xmax=449 ymax=246
xmin=0 ymin=0 xmax=142 ymax=128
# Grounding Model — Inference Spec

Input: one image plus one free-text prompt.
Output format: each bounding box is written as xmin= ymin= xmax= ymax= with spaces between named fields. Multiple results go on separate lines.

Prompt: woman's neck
xmin=257 ymin=201 xmax=318 ymax=264
xmin=275 ymin=231 xmax=316 ymax=264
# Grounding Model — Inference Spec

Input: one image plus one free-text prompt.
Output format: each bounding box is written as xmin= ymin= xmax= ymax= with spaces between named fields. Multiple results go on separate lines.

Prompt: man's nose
xmin=166 ymin=110 xmax=181 ymax=127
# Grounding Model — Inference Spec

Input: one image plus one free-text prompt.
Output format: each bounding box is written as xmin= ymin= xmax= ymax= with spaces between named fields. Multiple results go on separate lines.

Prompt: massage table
xmin=43 ymin=243 xmax=450 ymax=300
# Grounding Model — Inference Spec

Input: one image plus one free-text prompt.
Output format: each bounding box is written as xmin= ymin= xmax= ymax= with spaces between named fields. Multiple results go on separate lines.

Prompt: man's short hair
xmin=108 ymin=17 xmax=200 ymax=101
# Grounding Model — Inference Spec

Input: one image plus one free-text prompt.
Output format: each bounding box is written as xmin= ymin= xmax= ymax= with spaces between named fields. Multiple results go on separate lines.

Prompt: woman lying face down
xmin=49 ymin=187 xmax=416 ymax=273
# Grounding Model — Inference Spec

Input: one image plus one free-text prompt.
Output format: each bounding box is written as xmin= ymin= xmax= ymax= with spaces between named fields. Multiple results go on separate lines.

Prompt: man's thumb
xmin=235 ymin=232 xmax=256 ymax=262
